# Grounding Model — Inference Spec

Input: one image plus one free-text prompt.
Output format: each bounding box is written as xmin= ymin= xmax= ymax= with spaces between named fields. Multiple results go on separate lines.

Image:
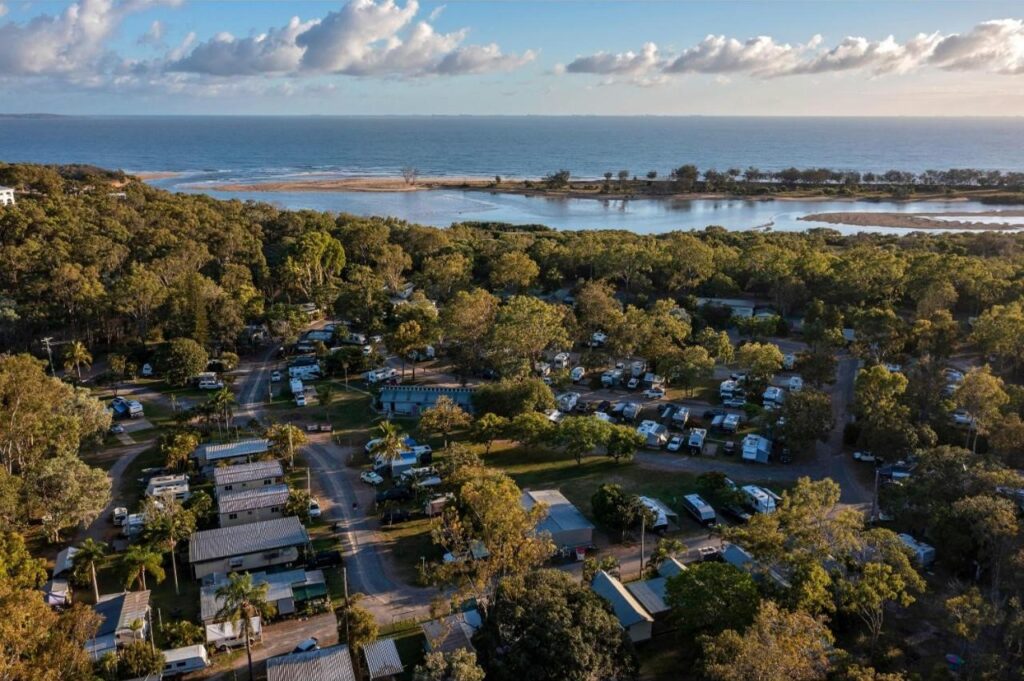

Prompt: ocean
xmin=2 ymin=115 xmax=1023 ymax=232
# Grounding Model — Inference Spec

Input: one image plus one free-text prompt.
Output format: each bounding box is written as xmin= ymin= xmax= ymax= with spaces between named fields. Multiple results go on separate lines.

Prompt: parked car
xmin=722 ymin=397 xmax=747 ymax=408
xmin=721 ymin=504 xmax=753 ymax=524
xmin=626 ymin=377 xmax=640 ymax=390
xmin=309 ymin=550 xmax=342 ymax=568
xmin=722 ymin=440 xmax=736 ymax=455
xmin=597 ymin=400 xmax=612 ymax=413
xmin=853 ymin=450 xmax=877 ymax=463
xmin=292 ymin=638 xmax=319 ymax=654
xmin=308 ymin=499 xmax=322 ymax=518
xmin=376 ymin=487 xmax=414 ymax=503
xmin=666 ymin=435 xmax=684 ymax=452
xmin=642 ymin=387 xmax=665 ymax=399
xmin=109 ymin=424 xmax=125 ymax=435
xmin=270 ymin=370 xmax=282 ymax=382
xmin=702 ymin=408 xmax=726 ymax=422
xmin=141 ymin=363 xmax=154 ymax=377
xmin=952 ymin=409 xmax=975 ymax=426
xmin=360 ymin=471 xmax=384 ymax=485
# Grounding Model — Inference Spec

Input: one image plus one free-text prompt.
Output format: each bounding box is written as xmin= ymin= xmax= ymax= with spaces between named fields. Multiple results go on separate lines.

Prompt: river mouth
xmin=153 ymin=174 xmax=1022 ymax=235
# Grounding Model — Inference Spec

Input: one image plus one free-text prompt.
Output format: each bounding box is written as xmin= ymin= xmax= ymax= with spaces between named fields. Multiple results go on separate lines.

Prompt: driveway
xmin=204 ymin=612 xmax=338 ymax=681
xmin=79 ymin=439 xmax=155 ymax=544
xmin=302 ymin=438 xmax=436 ymax=626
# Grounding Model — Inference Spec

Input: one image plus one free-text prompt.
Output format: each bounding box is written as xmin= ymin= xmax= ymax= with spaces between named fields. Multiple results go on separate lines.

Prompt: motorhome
xmin=364 ymin=367 xmax=399 ymax=384
xmin=782 ymin=353 xmax=796 ymax=370
xmin=601 ymin=369 xmax=623 ymax=387
xmin=788 ymin=376 xmax=804 ymax=392
xmin=552 ymin=352 xmax=570 ymax=370
xmin=146 ymin=474 xmax=191 ymax=502
xmin=688 ymin=428 xmax=707 ymax=454
xmin=741 ymin=485 xmax=778 ymax=514
xmin=195 ymin=372 xmax=224 ymax=390
xmin=590 ymin=331 xmax=608 ymax=347
xmin=288 ymin=363 xmax=321 ymax=380
xmin=742 ymin=434 xmax=773 ymax=464
xmin=898 ymin=533 xmax=936 ymax=567
xmin=636 ymin=420 xmax=669 ymax=448
xmin=630 ymin=360 xmax=646 ymax=378
xmin=682 ymin=494 xmax=716 ymax=525
xmin=557 ymin=392 xmax=581 ymax=412
xmin=622 ymin=402 xmax=642 ymax=421
xmin=289 ymin=378 xmax=304 ymax=396
xmin=762 ymin=386 xmax=785 ymax=408
xmin=722 ymin=413 xmax=741 ymax=432
xmin=671 ymin=406 xmax=690 ymax=428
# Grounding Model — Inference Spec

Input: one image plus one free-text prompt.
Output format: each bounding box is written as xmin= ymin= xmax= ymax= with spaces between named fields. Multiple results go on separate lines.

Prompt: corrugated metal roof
xmin=94 ymin=591 xmax=151 ymax=637
xmin=421 ymin=611 xmax=481 ymax=655
xmin=379 ymin=385 xmax=475 ymax=408
xmin=522 ymin=489 xmax=595 ymax=534
xmin=591 ymin=571 xmax=653 ymax=628
xmin=218 ymin=484 xmax=290 ymax=514
xmin=213 ymin=460 xmax=284 ymax=487
xmin=626 ymin=578 xmax=669 ymax=616
xmin=363 ymin=639 xmax=403 ymax=679
xmin=188 ymin=516 xmax=308 ymax=564
xmin=196 ymin=439 xmax=269 ymax=462
xmin=658 ymin=557 xmax=687 ymax=579
xmin=267 ymin=644 xmax=356 ymax=681
xmin=200 ymin=569 xmax=325 ymax=622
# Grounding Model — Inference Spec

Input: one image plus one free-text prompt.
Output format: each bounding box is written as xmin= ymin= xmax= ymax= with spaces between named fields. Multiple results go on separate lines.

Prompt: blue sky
xmin=1 ymin=0 xmax=1023 ymax=115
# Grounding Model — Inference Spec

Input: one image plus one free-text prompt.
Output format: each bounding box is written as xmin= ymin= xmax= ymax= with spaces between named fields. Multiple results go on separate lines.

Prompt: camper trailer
xmin=682 ymin=494 xmax=716 ymax=525
xmin=741 ymin=485 xmax=779 ymax=514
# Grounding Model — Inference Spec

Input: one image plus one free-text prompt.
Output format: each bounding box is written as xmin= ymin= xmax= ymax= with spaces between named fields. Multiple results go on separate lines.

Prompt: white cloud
xmin=138 ymin=19 xmax=165 ymax=47
xmin=166 ymin=0 xmax=532 ymax=78
xmin=563 ymin=19 xmax=1024 ymax=84
xmin=169 ymin=16 xmax=314 ymax=75
xmin=664 ymin=35 xmax=803 ymax=76
xmin=928 ymin=19 xmax=1024 ymax=74
xmin=564 ymin=42 xmax=661 ymax=77
xmin=0 ymin=0 xmax=533 ymax=94
xmin=0 ymin=5 xmax=8 ymax=19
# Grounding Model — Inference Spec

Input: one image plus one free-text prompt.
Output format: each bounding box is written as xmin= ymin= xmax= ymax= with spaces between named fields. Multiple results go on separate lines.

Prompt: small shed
xmin=363 ymin=638 xmax=403 ymax=679
xmin=521 ymin=489 xmax=594 ymax=550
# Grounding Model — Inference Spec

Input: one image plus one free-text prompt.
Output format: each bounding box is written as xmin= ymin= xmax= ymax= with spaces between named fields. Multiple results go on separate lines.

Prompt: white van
xmin=682 ymin=494 xmax=716 ymax=525
xmin=571 ymin=366 xmax=586 ymax=383
xmin=162 ymin=645 xmax=210 ymax=676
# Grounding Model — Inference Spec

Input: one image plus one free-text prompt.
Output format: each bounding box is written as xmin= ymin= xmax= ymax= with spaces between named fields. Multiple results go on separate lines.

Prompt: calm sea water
xmin=2 ymin=115 xmax=1023 ymax=232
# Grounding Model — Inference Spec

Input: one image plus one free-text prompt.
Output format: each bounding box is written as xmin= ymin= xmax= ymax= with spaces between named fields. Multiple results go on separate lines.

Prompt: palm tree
xmin=62 ymin=340 xmax=92 ymax=380
xmin=142 ymin=496 xmax=195 ymax=595
xmin=119 ymin=544 xmax=165 ymax=591
xmin=71 ymin=538 xmax=107 ymax=602
xmin=316 ymin=384 xmax=334 ymax=422
xmin=206 ymin=387 xmax=236 ymax=434
xmin=216 ymin=573 xmax=270 ymax=681
xmin=369 ymin=420 xmax=406 ymax=462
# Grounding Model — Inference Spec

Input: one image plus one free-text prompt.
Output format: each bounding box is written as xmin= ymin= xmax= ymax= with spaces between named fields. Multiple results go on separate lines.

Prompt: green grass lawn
xmin=378 ymin=517 xmax=438 ymax=585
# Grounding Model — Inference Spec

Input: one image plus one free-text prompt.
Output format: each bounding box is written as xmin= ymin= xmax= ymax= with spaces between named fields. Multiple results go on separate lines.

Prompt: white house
xmin=192 ymin=438 xmax=270 ymax=468
xmin=0 ymin=187 xmax=14 ymax=207
xmin=86 ymin=591 xmax=151 ymax=660
xmin=188 ymin=516 xmax=308 ymax=579
xmin=217 ymin=484 xmax=290 ymax=527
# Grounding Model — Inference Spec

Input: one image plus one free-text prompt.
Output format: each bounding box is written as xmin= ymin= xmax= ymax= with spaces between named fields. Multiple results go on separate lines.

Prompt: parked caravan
xmin=682 ymin=494 xmax=716 ymax=525
xmin=162 ymin=645 xmax=210 ymax=676
xmin=741 ymin=485 xmax=779 ymax=514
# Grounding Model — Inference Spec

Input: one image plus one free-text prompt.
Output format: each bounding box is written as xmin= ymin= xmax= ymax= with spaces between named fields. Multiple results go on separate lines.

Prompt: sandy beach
xmin=133 ymin=171 xmax=183 ymax=180
xmin=197 ymin=175 xmax=1024 ymax=207
xmin=800 ymin=211 xmax=1024 ymax=230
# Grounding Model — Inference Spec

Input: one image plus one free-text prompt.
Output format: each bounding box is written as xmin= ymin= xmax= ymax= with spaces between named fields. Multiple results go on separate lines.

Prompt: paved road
xmin=303 ymin=438 xmax=436 ymax=625
xmin=207 ymin=612 xmax=338 ymax=681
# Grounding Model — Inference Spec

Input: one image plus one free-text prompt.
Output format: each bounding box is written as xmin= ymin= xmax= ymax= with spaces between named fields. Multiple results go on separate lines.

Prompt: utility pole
xmin=288 ymin=426 xmax=294 ymax=468
xmin=342 ymin=567 xmax=350 ymax=644
xmin=872 ymin=466 xmax=880 ymax=520
xmin=307 ymin=466 xmax=311 ymax=493
xmin=639 ymin=513 xmax=646 ymax=579
xmin=41 ymin=337 xmax=55 ymax=375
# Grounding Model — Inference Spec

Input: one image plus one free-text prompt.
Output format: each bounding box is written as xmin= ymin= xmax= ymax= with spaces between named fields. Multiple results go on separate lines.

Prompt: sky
xmin=1 ymin=0 xmax=1024 ymax=115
